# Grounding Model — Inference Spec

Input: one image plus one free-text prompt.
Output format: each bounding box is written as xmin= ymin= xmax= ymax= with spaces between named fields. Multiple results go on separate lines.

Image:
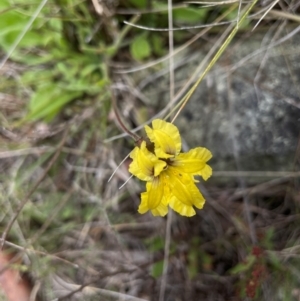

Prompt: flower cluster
xmin=129 ymin=119 xmax=212 ymax=217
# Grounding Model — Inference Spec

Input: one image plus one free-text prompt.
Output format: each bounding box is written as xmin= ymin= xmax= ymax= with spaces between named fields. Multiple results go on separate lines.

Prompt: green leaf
xmin=268 ymin=252 xmax=282 ymax=270
xmin=230 ymin=255 xmax=256 ymax=275
xmin=128 ymin=0 xmax=147 ymax=8
xmin=25 ymin=84 xmax=82 ymax=121
xmin=21 ymin=69 xmax=53 ymax=85
xmin=173 ymin=7 xmax=208 ymax=24
xmin=0 ymin=7 xmax=49 ymax=52
xmin=48 ymin=18 xmax=62 ymax=32
xmin=0 ymin=0 xmax=10 ymax=9
xmin=146 ymin=237 xmax=164 ymax=252
xmin=62 ymin=80 xmax=101 ymax=93
xmin=15 ymin=53 xmax=55 ymax=65
xmin=151 ymin=34 xmax=165 ymax=56
xmin=81 ymin=64 xmax=99 ymax=77
xmin=61 ymin=204 xmax=76 ymax=220
xmin=56 ymin=62 xmax=78 ymax=80
xmin=130 ymin=35 xmax=151 ymax=61
xmin=227 ymin=10 xmax=250 ymax=28
xmin=151 ymin=260 xmax=164 ymax=278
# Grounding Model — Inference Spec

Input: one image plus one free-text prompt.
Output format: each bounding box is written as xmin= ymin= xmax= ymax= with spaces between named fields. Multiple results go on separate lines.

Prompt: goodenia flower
xmin=129 ymin=119 xmax=212 ymax=217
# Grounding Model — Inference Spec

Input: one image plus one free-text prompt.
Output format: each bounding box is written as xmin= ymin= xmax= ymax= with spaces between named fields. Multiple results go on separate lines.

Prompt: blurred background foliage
xmin=0 ymin=0 xmax=300 ymax=300
xmin=0 ymin=0 xmax=239 ymax=123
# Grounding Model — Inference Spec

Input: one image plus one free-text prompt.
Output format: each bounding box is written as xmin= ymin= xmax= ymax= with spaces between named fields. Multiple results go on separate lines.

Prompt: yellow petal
xmin=151 ymin=203 xmax=169 ymax=216
xmin=145 ymin=119 xmax=181 ymax=158
xmin=129 ymin=141 xmax=167 ymax=181
xmin=166 ymin=167 xmax=205 ymax=216
xmin=198 ymin=164 xmax=213 ymax=181
xmin=169 ymin=197 xmax=196 ymax=217
xmin=138 ymin=177 xmax=168 ymax=216
xmin=172 ymin=147 xmax=213 ymax=180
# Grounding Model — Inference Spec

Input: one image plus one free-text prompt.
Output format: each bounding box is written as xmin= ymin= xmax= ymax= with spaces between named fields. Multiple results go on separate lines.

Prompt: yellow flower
xmin=129 ymin=119 xmax=212 ymax=217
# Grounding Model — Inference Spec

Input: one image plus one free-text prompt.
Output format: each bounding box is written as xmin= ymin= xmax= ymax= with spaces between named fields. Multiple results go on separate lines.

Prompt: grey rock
xmin=141 ymin=31 xmax=300 ymax=180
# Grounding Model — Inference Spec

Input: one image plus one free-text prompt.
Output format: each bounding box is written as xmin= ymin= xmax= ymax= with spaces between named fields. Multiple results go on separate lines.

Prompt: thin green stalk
xmin=165 ymin=0 xmax=258 ymax=123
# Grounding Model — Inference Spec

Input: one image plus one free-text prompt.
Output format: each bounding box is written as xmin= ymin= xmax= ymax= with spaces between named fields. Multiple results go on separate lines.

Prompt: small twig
xmin=228 ymin=176 xmax=293 ymax=202
xmin=119 ymin=175 xmax=133 ymax=189
xmin=55 ymin=281 xmax=93 ymax=301
xmin=213 ymin=171 xmax=300 ymax=177
xmin=159 ymin=211 xmax=173 ymax=301
xmin=91 ymin=0 xmax=104 ymax=15
xmin=116 ymin=3 xmax=187 ymax=15
xmin=269 ymin=9 xmax=300 ymax=23
xmin=124 ymin=19 xmax=235 ymax=32
xmin=159 ymin=1 xmax=175 ymax=300
xmin=0 ymin=239 xmax=79 ymax=268
xmin=0 ymin=127 xmax=69 ymax=250
xmin=54 ymin=280 xmax=149 ymax=301
xmin=252 ymin=0 xmax=279 ymax=31
xmin=110 ymin=87 xmax=141 ymax=142
xmin=29 ymin=281 xmax=41 ymax=301
xmin=237 ymin=0 xmax=243 ymax=28
xmin=108 ymin=152 xmax=130 ymax=182
xmin=186 ymin=0 xmax=240 ymax=4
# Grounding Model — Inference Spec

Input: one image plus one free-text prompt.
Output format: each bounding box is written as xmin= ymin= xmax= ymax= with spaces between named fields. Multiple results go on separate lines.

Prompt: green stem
xmin=166 ymin=0 xmax=258 ymax=123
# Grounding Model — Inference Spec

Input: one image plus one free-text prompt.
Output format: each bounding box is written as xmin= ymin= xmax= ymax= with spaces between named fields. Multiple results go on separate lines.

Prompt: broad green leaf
xmin=0 ymin=0 xmax=10 ymax=9
xmin=26 ymin=84 xmax=82 ymax=121
xmin=0 ymin=7 xmax=49 ymax=52
xmin=56 ymin=62 xmax=78 ymax=80
xmin=29 ymin=83 xmax=57 ymax=111
xmin=27 ymin=91 xmax=82 ymax=121
xmin=173 ymin=7 xmax=208 ymax=24
xmin=130 ymin=35 xmax=151 ymax=61
xmin=48 ymin=18 xmax=62 ymax=32
xmin=81 ymin=64 xmax=99 ymax=77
